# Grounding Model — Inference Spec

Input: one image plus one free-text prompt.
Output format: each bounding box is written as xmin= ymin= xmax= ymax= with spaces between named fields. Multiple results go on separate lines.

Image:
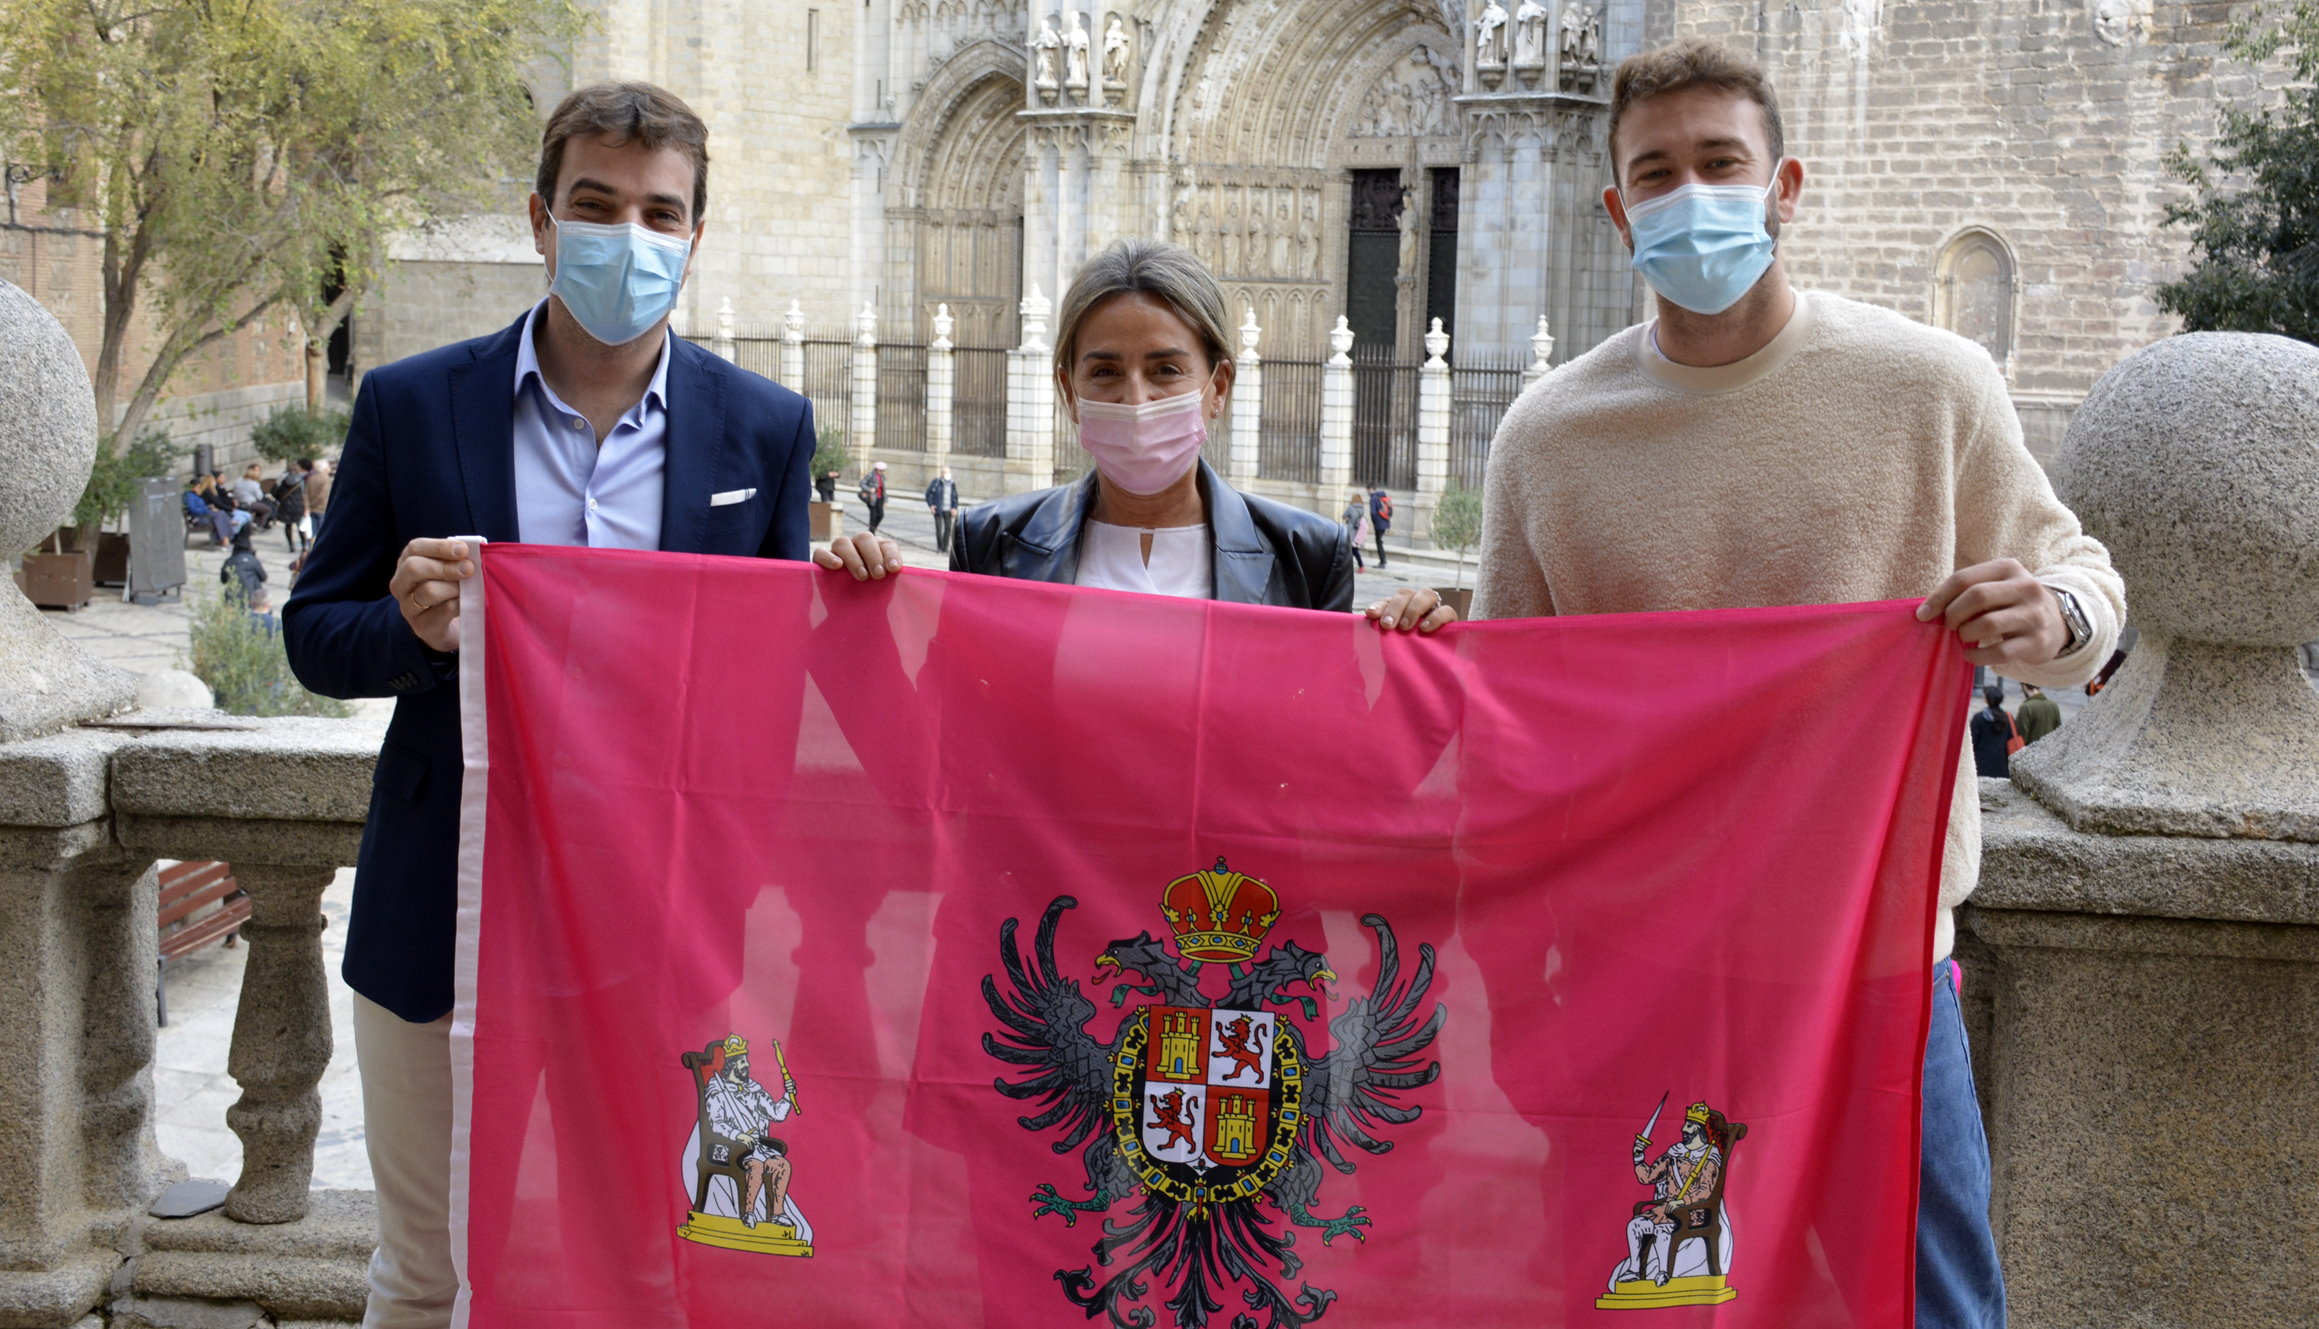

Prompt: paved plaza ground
xmin=47 ymin=487 xmax=2147 ymax=1197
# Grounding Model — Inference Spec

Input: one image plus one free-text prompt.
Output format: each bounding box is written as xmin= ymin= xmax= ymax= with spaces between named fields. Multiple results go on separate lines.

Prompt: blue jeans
xmin=1919 ymin=958 xmax=2006 ymax=1327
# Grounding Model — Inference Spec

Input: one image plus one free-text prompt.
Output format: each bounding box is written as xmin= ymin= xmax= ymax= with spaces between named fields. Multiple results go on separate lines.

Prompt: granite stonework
xmin=0 ymin=281 xmax=136 ymax=745
xmin=1955 ymin=331 xmax=2319 ymax=1328
xmin=2013 ymin=333 xmax=2319 ymax=841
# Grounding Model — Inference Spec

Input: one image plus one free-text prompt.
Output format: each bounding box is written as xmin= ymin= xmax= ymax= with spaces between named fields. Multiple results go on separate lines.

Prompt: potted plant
xmin=1427 ymin=483 xmax=1484 ymax=618
xmin=810 ymin=423 xmax=851 ymax=542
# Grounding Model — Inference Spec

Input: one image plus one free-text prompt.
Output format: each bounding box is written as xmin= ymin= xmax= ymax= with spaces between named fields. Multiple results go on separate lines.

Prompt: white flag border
xmin=447 ymin=536 xmax=490 ymax=1329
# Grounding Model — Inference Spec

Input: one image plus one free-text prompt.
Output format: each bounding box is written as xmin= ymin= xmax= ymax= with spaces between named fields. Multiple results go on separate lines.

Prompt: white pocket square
xmin=709 ymin=488 xmax=757 ymax=507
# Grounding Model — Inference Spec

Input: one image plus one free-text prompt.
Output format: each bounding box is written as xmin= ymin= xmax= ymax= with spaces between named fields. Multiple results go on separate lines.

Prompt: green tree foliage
xmin=187 ymin=587 xmax=351 ymax=718
xmin=1429 ymin=484 xmax=1484 ymax=591
xmin=0 ymin=0 xmax=584 ymax=450
xmin=2156 ymin=1 xmax=2319 ymax=343
xmin=249 ymin=406 xmax=352 ymax=465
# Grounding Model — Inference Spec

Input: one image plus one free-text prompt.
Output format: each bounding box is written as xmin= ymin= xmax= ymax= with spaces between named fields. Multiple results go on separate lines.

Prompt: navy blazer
xmin=950 ymin=460 xmax=1357 ymax=612
xmin=284 ymin=314 xmax=814 ymax=1022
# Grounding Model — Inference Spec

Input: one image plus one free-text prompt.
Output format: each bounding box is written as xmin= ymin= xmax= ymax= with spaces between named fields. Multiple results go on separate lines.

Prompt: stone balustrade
xmin=5 ymin=273 xmax=2317 ymax=1329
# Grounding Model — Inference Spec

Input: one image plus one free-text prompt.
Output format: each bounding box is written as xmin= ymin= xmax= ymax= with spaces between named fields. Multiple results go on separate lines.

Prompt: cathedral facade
xmin=356 ymin=0 xmax=2253 ymax=501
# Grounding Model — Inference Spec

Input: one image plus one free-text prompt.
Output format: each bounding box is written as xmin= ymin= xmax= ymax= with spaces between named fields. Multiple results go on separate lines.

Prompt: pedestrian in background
xmin=816 ymin=468 xmax=839 ymax=503
xmin=1341 ymin=490 xmax=1371 ymax=570
xmin=2014 ymin=683 xmax=2062 ymax=744
xmin=859 ymin=460 xmax=888 ymax=533
xmin=1970 ymin=684 xmax=2016 ymax=779
xmin=925 ymin=466 xmax=960 ymax=553
xmin=219 ymin=526 xmax=267 ymax=605
xmin=273 ymin=461 xmax=310 ymax=555
xmin=303 ymin=458 xmax=333 ymax=544
xmin=1367 ymin=484 xmax=1392 ymax=567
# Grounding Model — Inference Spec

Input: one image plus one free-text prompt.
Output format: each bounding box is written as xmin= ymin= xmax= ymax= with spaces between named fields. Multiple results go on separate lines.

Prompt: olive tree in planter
xmin=1428 ymin=483 xmax=1484 ymax=617
xmin=810 ymin=424 xmax=852 ymax=541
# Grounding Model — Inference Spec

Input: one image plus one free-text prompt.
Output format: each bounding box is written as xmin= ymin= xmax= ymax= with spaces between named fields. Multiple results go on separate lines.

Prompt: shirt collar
xmin=515 ymin=298 xmax=673 ymax=418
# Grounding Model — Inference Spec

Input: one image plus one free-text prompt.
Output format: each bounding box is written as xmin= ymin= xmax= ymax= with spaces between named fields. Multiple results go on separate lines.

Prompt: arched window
xmin=1933 ymin=228 xmax=2017 ymax=372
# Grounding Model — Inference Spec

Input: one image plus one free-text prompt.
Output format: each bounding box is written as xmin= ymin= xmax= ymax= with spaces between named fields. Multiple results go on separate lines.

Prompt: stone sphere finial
xmin=0 ymin=282 xmax=97 ymax=558
xmin=2052 ymin=332 xmax=2319 ymax=648
xmin=2013 ymin=331 xmax=2319 ymax=843
xmin=0 ymin=280 xmax=135 ymax=741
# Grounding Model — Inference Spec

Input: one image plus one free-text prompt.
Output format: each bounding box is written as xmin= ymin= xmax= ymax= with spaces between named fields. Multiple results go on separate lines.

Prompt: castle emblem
xmin=674 ymin=1032 xmax=814 ymax=1257
xmin=1596 ymin=1094 xmax=1746 ymax=1309
xmin=985 ymin=858 xmax=1444 ymax=1327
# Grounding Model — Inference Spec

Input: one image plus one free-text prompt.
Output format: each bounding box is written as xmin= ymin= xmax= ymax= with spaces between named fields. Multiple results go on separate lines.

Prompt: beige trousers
xmin=352 ymin=993 xmax=456 ymax=1329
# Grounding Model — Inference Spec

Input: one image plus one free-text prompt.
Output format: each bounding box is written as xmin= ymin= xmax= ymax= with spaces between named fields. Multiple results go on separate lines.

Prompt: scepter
xmin=771 ymin=1038 xmax=801 ymax=1116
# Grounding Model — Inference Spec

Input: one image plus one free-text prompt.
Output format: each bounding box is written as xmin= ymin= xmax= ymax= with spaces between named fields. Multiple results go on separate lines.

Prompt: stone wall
xmin=1663 ymin=0 xmax=2256 ymax=421
xmin=353 ymin=258 xmax=548 ymax=382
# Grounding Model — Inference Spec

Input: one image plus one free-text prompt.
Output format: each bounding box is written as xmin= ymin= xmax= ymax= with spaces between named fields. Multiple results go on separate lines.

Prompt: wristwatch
xmin=2048 ymin=585 xmax=2091 ymax=656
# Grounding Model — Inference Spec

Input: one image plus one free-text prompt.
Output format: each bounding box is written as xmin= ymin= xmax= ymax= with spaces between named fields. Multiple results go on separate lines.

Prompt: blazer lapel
xmin=1201 ymin=462 xmax=1275 ymax=605
xmin=658 ymin=339 xmax=727 ymax=554
xmin=447 ymin=316 xmax=525 ymax=542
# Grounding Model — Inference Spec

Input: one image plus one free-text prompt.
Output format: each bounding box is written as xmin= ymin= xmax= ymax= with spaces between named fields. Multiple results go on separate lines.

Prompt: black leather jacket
xmin=950 ymin=461 xmax=1357 ymax=611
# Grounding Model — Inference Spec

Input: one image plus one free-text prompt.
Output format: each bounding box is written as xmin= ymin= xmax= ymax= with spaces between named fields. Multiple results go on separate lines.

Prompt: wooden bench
xmin=157 ymin=860 xmax=249 ymax=1026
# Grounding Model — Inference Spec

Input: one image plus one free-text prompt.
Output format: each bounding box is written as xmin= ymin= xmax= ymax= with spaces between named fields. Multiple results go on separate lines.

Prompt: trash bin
xmin=128 ymin=475 xmax=188 ymax=604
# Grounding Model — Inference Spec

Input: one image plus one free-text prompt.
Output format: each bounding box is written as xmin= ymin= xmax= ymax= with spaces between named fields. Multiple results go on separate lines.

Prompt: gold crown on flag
xmin=1685 ymin=1101 xmax=1713 ymax=1126
xmin=1161 ymin=858 xmax=1281 ymax=963
xmin=721 ymin=1033 xmax=749 ymax=1058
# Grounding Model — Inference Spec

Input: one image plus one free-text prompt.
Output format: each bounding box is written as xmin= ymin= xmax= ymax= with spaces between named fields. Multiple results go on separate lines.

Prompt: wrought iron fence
xmin=953 ymin=346 xmax=1009 ymax=458
xmin=1258 ymin=359 xmax=1324 ymax=485
xmin=799 ymin=340 xmax=852 ymax=434
xmin=879 ymin=343 xmax=927 ymax=452
xmin=1449 ymin=356 xmax=1528 ymax=492
xmin=1351 ymin=345 xmax=1418 ymax=493
xmin=724 ymin=335 xmax=780 ymax=383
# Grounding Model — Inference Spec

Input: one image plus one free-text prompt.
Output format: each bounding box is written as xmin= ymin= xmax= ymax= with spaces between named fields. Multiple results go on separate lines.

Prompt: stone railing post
xmin=850 ymin=303 xmax=878 ymax=461
xmin=1961 ymin=332 xmax=2319 ymax=1327
xmin=712 ymin=296 xmax=737 ymax=363
xmin=1007 ymin=285 xmax=1056 ymax=492
xmin=220 ymin=864 xmax=338 ymax=1221
xmin=779 ymin=300 xmax=806 ymax=392
xmin=1230 ymin=306 xmax=1262 ymax=489
xmin=1525 ymin=314 xmax=1555 ymax=387
xmin=1319 ymin=315 xmax=1355 ymax=494
xmin=926 ymin=303 xmax=955 ymax=469
xmin=1415 ymin=318 xmax=1451 ymax=498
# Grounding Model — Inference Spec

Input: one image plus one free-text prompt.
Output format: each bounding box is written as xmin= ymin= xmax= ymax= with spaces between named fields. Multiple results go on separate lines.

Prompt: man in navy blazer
xmin=284 ymin=82 xmax=810 ymax=1328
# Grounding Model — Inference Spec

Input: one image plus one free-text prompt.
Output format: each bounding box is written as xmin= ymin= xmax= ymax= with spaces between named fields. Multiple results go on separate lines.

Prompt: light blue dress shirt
xmin=511 ymin=300 xmax=670 ymax=549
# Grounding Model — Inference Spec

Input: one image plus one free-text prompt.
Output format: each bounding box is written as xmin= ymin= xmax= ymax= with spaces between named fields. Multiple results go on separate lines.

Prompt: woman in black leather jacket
xmin=963 ymin=238 xmax=1353 ymax=609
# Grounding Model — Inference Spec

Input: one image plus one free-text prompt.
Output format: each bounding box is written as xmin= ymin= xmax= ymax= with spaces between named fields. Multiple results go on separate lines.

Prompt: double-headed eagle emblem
xmin=983 ymin=859 xmax=1445 ymax=1328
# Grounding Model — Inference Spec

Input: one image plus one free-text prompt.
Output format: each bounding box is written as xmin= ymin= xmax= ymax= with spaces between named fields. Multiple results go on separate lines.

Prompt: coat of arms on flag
xmin=986 ymin=860 xmax=1441 ymax=1327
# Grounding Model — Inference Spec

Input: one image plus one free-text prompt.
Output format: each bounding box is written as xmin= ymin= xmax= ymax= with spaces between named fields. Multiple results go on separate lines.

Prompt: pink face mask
xmin=1074 ymin=388 xmax=1212 ymax=496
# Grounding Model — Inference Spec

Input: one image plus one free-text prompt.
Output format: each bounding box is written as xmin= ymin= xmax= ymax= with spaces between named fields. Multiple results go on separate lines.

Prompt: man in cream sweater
xmin=1471 ymin=40 xmax=2123 ymax=1329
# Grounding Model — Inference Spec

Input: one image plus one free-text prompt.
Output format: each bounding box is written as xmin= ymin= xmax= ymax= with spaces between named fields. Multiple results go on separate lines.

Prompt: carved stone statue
xmin=1475 ymin=0 xmax=1509 ymax=68
xmin=1063 ymin=10 xmax=1090 ymax=96
xmin=1102 ymin=15 xmax=1131 ymax=89
xmin=1298 ymin=191 xmax=1317 ymax=279
xmin=1559 ymin=1 xmax=1602 ymax=88
xmin=2092 ymin=0 xmax=2135 ymax=45
xmin=1513 ymin=0 xmax=1550 ymax=70
xmin=1272 ymin=195 xmax=1294 ymax=275
xmin=1031 ymin=13 xmax=1062 ymax=96
xmin=1396 ymin=186 xmax=1420 ymax=281
xmin=1171 ymin=169 xmax=1198 ymax=243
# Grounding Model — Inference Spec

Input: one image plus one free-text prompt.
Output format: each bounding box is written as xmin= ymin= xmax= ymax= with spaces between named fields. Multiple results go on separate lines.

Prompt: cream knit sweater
xmin=1472 ymin=290 xmax=2126 ymax=960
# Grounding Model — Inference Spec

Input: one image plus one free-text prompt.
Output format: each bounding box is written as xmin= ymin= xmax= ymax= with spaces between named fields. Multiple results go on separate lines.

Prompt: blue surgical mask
xmin=548 ymin=217 xmax=692 ymax=346
xmin=1620 ymin=172 xmax=1782 ymax=316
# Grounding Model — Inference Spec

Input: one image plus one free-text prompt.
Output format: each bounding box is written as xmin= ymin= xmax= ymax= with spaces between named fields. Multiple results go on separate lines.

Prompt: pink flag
xmin=451 ymin=544 xmax=1966 ymax=1328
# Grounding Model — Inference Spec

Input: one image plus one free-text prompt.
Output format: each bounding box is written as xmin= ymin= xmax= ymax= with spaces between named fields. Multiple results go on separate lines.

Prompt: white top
xmin=1076 ymin=520 xmax=1214 ymax=600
